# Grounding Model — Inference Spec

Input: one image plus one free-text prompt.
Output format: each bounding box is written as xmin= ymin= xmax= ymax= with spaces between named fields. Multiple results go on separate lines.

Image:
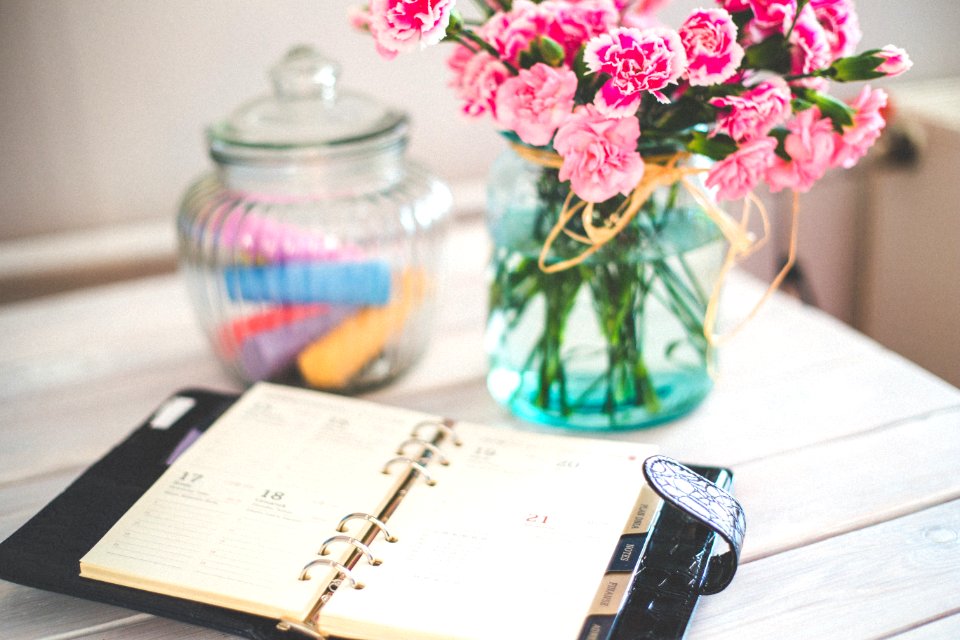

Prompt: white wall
xmin=1 ymin=0 xmax=958 ymax=241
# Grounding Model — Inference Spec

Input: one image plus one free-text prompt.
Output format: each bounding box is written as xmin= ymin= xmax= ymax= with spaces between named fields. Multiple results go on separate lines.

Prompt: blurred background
xmin=1 ymin=0 xmax=958 ymax=385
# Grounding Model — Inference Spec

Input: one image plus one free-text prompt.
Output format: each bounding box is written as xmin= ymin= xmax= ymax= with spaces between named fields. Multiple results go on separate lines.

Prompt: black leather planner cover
xmin=0 ymin=389 xmax=735 ymax=640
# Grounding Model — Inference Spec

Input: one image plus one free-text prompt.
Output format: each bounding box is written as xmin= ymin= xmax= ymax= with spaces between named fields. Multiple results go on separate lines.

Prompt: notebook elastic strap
xmin=642 ymin=455 xmax=746 ymax=595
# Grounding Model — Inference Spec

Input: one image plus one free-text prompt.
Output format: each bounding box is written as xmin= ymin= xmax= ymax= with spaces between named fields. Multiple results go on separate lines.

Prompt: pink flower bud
xmin=876 ymin=45 xmax=912 ymax=77
xmin=347 ymin=5 xmax=372 ymax=32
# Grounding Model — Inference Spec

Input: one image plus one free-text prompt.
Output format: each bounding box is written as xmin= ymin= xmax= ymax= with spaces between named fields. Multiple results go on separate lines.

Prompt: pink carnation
xmin=789 ymin=5 xmax=832 ymax=88
xmin=491 ymin=1 xmax=619 ymax=66
xmin=832 ymin=85 xmax=888 ymax=169
xmin=748 ymin=0 xmax=797 ymax=34
xmin=553 ymin=105 xmax=645 ymax=203
xmin=679 ymin=8 xmax=744 ymax=87
xmin=710 ymin=78 xmax=792 ymax=142
xmin=876 ymin=45 xmax=913 ymax=77
xmin=369 ymin=0 xmax=456 ymax=55
xmin=706 ymin=137 xmax=778 ymax=201
xmin=718 ymin=0 xmax=750 ymax=11
xmin=448 ymin=50 xmax=510 ymax=118
xmin=496 ymin=63 xmax=578 ymax=146
xmin=585 ymin=27 xmax=687 ymax=115
xmin=809 ymin=0 xmax=861 ymax=60
xmin=559 ymin=0 xmax=621 ymax=41
xmin=766 ymin=107 xmax=837 ymax=193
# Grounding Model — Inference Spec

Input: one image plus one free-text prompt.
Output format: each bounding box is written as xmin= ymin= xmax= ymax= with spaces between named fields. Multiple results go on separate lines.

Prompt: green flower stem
xmin=534 ymin=267 xmax=581 ymax=412
xmin=633 ymin=356 xmax=661 ymax=414
xmin=589 ymin=261 xmax=662 ymax=420
xmin=648 ymin=271 xmax=708 ymax=358
xmin=486 ymin=151 xmax=719 ymax=425
xmin=676 ymin=253 xmax=710 ymax=307
xmin=455 ymin=31 xmax=519 ymax=74
xmin=651 ymin=259 xmax=705 ymax=323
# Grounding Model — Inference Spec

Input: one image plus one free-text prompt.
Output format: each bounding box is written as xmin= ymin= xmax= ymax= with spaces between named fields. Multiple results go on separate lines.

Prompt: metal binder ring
xmin=319 ymin=535 xmax=382 ymax=566
xmin=336 ymin=512 xmax=398 ymax=543
xmin=382 ymin=456 xmax=437 ymax=486
xmin=411 ymin=419 xmax=461 ymax=446
xmin=396 ymin=438 xmax=450 ymax=465
xmin=298 ymin=559 xmax=363 ymax=589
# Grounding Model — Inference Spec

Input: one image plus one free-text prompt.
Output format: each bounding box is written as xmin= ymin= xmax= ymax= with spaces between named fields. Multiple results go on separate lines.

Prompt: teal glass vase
xmin=484 ymin=145 xmax=726 ymax=430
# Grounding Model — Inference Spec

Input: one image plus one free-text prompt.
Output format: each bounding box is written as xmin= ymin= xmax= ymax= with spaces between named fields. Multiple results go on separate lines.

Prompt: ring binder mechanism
xmin=336 ymin=513 xmax=398 ymax=543
xmin=282 ymin=414 xmax=460 ymax=638
xmin=319 ymin=536 xmax=382 ymax=566
xmin=381 ymin=457 xmax=437 ymax=485
xmin=298 ymin=559 xmax=363 ymax=590
xmin=396 ymin=439 xmax=449 ymax=465
xmin=411 ymin=419 xmax=461 ymax=446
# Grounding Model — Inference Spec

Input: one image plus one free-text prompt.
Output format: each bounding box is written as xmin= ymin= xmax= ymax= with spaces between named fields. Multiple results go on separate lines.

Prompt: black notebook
xmin=0 ymin=382 xmax=738 ymax=640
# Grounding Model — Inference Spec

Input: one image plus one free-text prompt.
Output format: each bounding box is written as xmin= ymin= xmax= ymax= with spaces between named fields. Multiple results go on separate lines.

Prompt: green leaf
xmin=518 ymin=48 xmax=539 ymax=69
xmin=794 ymin=87 xmax=855 ymax=130
xmin=572 ymin=45 xmax=590 ymax=79
xmin=730 ymin=10 xmax=753 ymax=32
xmin=647 ymin=95 xmax=714 ymax=133
xmin=687 ymin=131 xmax=738 ymax=161
xmin=744 ymin=34 xmax=791 ymax=74
xmin=573 ymin=45 xmax=604 ymax=105
xmin=769 ymin=128 xmax=791 ymax=161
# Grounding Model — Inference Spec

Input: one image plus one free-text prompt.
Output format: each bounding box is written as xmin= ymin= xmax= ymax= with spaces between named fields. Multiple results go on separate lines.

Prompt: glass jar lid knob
xmin=207 ymin=45 xmax=407 ymax=162
xmin=270 ymin=46 xmax=340 ymax=103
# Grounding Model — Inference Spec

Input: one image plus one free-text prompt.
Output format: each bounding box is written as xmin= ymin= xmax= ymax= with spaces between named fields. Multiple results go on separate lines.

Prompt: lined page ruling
xmin=79 ymin=383 xmax=431 ymax=621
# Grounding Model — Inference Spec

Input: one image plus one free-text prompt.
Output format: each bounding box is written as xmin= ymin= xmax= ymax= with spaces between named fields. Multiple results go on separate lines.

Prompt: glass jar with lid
xmin=177 ymin=46 xmax=451 ymax=392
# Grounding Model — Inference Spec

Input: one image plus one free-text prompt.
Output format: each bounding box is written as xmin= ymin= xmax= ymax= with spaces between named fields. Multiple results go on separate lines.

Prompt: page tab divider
xmin=577 ymin=485 xmax=664 ymax=640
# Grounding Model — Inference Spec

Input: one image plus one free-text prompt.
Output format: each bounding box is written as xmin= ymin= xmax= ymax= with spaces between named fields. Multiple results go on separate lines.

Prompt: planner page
xmin=80 ymin=383 xmax=442 ymax=621
xmin=320 ymin=420 xmax=659 ymax=640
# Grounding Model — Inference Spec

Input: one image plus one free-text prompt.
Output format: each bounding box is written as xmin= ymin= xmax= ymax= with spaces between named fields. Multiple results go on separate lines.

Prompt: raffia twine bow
xmin=511 ymin=143 xmax=801 ymax=347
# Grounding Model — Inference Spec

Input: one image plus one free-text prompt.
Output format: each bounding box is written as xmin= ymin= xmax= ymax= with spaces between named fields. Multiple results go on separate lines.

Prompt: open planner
xmin=0 ymin=382 xmax=744 ymax=640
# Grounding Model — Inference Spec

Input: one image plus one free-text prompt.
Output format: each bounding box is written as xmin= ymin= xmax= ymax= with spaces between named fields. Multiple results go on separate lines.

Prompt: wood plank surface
xmin=691 ymin=500 xmax=960 ymax=639
xmin=892 ymin=613 xmax=960 ymax=640
xmin=1 ymin=218 xmax=959 ymax=639
xmin=736 ymin=407 xmax=960 ymax=560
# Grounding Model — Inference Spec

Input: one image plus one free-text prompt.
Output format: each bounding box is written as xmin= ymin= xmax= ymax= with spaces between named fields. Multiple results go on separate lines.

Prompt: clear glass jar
xmin=177 ymin=47 xmax=451 ymax=392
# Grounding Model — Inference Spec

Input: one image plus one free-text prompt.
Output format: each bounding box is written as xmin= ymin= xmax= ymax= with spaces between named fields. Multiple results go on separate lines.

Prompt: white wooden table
xmin=1 ymin=218 xmax=959 ymax=639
